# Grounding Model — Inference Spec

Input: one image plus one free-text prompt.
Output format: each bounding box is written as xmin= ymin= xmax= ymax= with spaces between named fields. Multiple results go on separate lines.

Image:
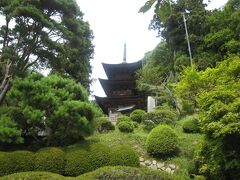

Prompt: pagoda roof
xmin=99 ymin=78 xmax=136 ymax=97
xmin=95 ymin=95 xmax=146 ymax=114
xmin=102 ymin=60 xmax=142 ymax=80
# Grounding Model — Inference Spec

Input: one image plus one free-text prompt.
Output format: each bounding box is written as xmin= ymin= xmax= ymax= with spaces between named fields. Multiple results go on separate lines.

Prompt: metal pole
xmin=182 ymin=13 xmax=193 ymax=68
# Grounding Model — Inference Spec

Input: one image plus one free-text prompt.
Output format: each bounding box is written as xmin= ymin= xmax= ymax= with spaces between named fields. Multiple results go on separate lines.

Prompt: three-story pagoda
xmin=95 ymin=44 xmax=147 ymax=116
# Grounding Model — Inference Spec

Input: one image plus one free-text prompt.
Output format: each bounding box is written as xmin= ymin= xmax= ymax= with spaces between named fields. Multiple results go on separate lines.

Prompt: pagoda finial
xmin=123 ymin=42 xmax=126 ymax=63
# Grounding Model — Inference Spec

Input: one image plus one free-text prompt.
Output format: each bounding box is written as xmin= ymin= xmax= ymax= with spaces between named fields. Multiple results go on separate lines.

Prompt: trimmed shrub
xmin=117 ymin=121 xmax=134 ymax=133
xmin=1 ymin=171 xmax=65 ymax=180
xmin=146 ymin=125 xmax=179 ymax=157
xmin=182 ymin=117 xmax=200 ymax=133
xmin=0 ymin=152 xmax=12 ymax=176
xmin=143 ymin=120 xmax=156 ymax=131
xmin=65 ymin=149 xmax=92 ymax=176
xmin=109 ymin=146 xmax=139 ymax=167
xmin=77 ymin=166 xmax=177 ymax=180
xmin=0 ymin=151 xmax=34 ymax=176
xmin=116 ymin=116 xmax=131 ymax=125
xmin=34 ymin=147 xmax=65 ymax=174
xmin=94 ymin=117 xmax=115 ymax=133
xmin=145 ymin=108 xmax=178 ymax=125
xmin=130 ymin=109 xmax=147 ymax=123
xmin=10 ymin=151 xmax=34 ymax=173
xmin=89 ymin=143 xmax=111 ymax=169
xmin=132 ymin=121 xmax=139 ymax=128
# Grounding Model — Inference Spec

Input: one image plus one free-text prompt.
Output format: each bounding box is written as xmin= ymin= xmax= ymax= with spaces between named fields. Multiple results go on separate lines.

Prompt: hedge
xmin=77 ymin=166 xmax=177 ymax=180
xmin=65 ymin=149 xmax=92 ymax=176
xmin=0 ymin=152 xmax=12 ymax=176
xmin=89 ymin=143 xmax=111 ymax=169
xmin=109 ymin=146 xmax=139 ymax=167
xmin=1 ymin=171 xmax=65 ymax=179
xmin=34 ymin=147 xmax=65 ymax=174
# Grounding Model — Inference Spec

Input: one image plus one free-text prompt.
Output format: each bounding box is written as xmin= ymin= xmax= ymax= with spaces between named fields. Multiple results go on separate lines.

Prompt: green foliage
xmin=180 ymin=100 xmax=195 ymax=116
xmin=1 ymin=172 xmax=65 ymax=180
xmin=137 ymin=42 xmax=175 ymax=89
xmin=182 ymin=116 xmax=200 ymax=133
xmin=109 ymin=146 xmax=139 ymax=167
xmin=193 ymin=141 xmax=224 ymax=179
xmin=117 ymin=121 xmax=134 ymax=133
xmin=0 ymin=116 xmax=23 ymax=144
xmin=0 ymin=0 xmax=94 ymax=104
xmin=130 ymin=109 xmax=147 ymax=123
xmin=145 ymin=106 xmax=178 ymax=125
xmin=0 ymin=151 xmax=34 ymax=176
xmin=116 ymin=115 xmax=131 ymax=125
xmin=34 ymin=147 xmax=66 ymax=174
xmin=5 ymin=74 xmax=97 ymax=146
xmin=132 ymin=121 xmax=139 ymax=128
xmin=94 ymin=117 xmax=115 ymax=133
xmin=77 ymin=166 xmax=177 ymax=180
xmin=0 ymin=152 xmax=12 ymax=176
xmin=143 ymin=119 xmax=156 ymax=131
xmin=9 ymin=151 xmax=34 ymax=173
xmin=65 ymin=149 xmax=92 ymax=176
xmin=178 ymin=57 xmax=240 ymax=179
xmin=146 ymin=125 xmax=179 ymax=157
xmin=88 ymin=143 xmax=111 ymax=170
xmin=175 ymin=66 xmax=203 ymax=110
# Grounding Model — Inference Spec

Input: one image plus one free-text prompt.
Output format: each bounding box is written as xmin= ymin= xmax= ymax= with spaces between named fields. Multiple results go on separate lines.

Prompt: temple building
xmin=95 ymin=44 xmax=147 ymax=118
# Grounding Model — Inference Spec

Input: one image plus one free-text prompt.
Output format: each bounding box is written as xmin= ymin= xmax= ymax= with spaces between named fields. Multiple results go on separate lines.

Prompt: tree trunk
xmin=0 ymin=60 xmax=12 ymax=105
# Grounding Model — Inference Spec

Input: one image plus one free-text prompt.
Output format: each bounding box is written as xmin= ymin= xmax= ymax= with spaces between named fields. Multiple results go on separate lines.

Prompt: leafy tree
xmin=140 ymin=0 xmax=208 ymax=56
xmin=137 ymin=42 xmax=179 ymax=110
xmin=0 ymin=0 xmax=94 ymax=104
xmin=176 ymin=56 xmax=240 ymax=178
xmin=196 ymin=0 xmax=240 ymax=68
xmin=5 ymin=73 xmax=97 ymax=146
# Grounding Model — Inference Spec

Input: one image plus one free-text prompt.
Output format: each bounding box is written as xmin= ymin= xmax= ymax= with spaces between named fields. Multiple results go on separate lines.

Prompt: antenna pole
xmin=183 ymin=13 xmax=193 ymax=68
xmin=123 ymin=42 xmax=126 ymax=63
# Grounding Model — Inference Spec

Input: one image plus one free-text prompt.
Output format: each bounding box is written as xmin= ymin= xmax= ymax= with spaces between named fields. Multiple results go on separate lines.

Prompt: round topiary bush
xmin=0 ymin=152 xmax=12 ymax=176
xmin=89 ymin=143 xmax=111 ymax=169
xmin=94 ymin=117 xmax=115 ymax=133
xmin=116 ymin=116 xmax=131 ymax=125
xmin=182 ymin=117 xmax=200 ymax=133
xmin=130 ymin=109 xmax=147 ymax=123
xmin=34 ymin=147 xmax=65 ymax=175
xmin=117 ymin=121 xmax=134 ymax=133
xmin=65 ymin=149 xmax=92 ymax=176
xmin=143 ymin=120 xmax=156 ymax=131
xmin=10 ymin=151 xmax=34 ymax=173
xmin=109 ymin=145 xmax=139 ymax=167
xmin=146 ymin=125 xmax=179 ymax=157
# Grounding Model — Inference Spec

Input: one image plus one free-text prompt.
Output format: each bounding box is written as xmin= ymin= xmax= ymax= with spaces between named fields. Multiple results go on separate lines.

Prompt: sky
xmin=76 ymin=0 xmax=229 ymax=98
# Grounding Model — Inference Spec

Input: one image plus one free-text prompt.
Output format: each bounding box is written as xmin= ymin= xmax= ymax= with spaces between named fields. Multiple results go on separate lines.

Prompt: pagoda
xmin=95 ymin=44 xmax=147 ymax=117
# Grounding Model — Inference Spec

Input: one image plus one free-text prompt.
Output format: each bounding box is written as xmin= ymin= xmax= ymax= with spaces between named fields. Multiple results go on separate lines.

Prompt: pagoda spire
xmin=123 ymin=42 xmax=126 ymax=63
